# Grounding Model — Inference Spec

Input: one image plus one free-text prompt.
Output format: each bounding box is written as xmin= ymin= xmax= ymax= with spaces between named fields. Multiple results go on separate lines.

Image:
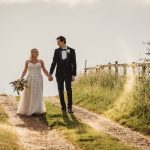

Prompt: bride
xmin=17 ymin=48 xmax=50 ymax=116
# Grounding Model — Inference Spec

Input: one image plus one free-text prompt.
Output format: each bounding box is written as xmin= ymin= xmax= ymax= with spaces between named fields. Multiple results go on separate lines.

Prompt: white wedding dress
xmin=17 ymin=62 xmax=46 ymax=116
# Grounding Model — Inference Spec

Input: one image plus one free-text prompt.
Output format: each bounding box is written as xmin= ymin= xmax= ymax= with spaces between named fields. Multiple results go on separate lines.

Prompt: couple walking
xmin=17 ymin=36 xmax=77 ymax=116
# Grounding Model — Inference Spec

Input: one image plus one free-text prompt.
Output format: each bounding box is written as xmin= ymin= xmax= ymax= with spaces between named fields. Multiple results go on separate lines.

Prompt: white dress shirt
xmin=61 ymin=47 xmax=68 ymax=60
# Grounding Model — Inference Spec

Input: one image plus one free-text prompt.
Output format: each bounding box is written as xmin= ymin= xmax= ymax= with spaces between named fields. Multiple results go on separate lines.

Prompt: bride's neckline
xmin=29 ymin=62 xmax=40 ymax=65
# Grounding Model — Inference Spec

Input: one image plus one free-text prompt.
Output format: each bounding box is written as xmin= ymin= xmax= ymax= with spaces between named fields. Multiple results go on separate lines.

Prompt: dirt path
xmin=0 ymin=95 xmax=75 ymax=150
xmin=49 ymin=96 xmax=150 ymax=150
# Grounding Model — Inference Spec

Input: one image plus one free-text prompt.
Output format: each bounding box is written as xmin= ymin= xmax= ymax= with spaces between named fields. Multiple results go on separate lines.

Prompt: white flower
xmin=66 ymin=49 xmax=70 ymax=54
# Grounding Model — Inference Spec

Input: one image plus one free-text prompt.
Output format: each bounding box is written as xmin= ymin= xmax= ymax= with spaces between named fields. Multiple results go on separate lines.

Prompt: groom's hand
xmin=72 ymin=76 xmax=75 ymax=82
xmin=48 ymin=75 xmax=53 ymax=81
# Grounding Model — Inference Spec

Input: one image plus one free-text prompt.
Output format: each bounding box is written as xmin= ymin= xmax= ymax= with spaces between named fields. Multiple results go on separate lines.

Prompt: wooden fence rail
xmin=84 ymin=61 xmax=150 ymax=76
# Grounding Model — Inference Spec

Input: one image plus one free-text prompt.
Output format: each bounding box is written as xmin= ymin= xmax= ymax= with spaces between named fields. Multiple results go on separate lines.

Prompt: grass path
xmin=46 ymin=100 xmax=137 ymax=150
xmin=1 ymin=95 xmax=149 ymax=150
xmin=48 ymin=96 xmax=150 ymax=150
xmin=0 ymin=95 xmax=75 ymax=150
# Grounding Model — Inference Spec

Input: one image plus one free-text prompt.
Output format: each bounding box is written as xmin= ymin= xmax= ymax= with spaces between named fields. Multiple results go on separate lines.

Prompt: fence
xmin=84 ymin=61 xmax=150 ymax=76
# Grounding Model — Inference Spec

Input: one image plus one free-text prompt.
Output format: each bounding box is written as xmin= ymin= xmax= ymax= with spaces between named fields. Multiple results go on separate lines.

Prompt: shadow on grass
xmin=47 ymin=112 xmax=87 ymax=134
xmin=16 ymin=113 xmax=49 ymax=131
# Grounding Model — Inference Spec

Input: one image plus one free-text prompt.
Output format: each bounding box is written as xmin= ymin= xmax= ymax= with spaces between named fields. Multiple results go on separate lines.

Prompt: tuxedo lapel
xmin=58 ymin=48 xmax=62 ymax=63
xmin=66 ymin=48 xmax=71 ymax=62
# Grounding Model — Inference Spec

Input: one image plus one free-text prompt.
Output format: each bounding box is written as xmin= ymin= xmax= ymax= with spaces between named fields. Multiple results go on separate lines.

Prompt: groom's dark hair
xmin=57 ymin=36 xmax=66 ymax=44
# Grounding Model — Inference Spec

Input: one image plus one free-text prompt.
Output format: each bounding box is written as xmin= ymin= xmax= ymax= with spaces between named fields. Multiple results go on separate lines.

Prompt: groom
xmin=49 ymin=36 xmax=77 ymax=113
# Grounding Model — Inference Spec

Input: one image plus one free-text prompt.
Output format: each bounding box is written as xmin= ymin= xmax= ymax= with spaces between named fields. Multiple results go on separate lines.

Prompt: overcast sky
xmin=0 ymin=0 xmax=150 ymax=96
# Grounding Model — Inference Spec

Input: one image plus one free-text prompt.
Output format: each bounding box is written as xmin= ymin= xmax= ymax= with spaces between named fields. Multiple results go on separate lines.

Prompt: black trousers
xmin=56 ymin=75 xmax=72 ymax=110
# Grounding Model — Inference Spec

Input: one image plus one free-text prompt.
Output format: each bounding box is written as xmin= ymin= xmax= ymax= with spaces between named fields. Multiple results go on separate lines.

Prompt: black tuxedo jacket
xmin=49 ymin=47 xmax=77 ymax=78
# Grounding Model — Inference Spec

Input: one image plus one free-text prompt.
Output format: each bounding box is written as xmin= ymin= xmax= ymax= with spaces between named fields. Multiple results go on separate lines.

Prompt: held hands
xmin=48 ymin=75 xmax=53 ymax=81
xmin=48 ymin=75 xmax=75 ymax=82
xmin=72 ymin=75 xmax=75 ymax=82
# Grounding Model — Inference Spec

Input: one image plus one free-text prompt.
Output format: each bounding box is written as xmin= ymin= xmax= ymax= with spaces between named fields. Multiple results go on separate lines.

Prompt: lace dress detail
xmin=17 ymin=63 xmax=46 ymax=116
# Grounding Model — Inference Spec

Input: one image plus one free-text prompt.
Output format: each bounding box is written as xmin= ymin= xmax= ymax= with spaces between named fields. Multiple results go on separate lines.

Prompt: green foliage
xmin=15 ymin=96 xmax=20 ymax=102
xmin=107 ymin=76 xmax=150 ymax=134
xmin=73 ymin=72 xmax=126 ymax=113
xmin=73 ymin=72 xmax=150 ymax=135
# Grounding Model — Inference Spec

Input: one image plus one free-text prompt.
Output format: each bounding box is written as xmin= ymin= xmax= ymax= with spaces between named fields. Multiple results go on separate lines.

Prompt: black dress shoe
xmin=68 ymin=109 xmax=74 ymax=113
xmin=61 ymin=109 xmax=67 ymax=114
xmin=31 ymin=113 xmax=37 ymax=117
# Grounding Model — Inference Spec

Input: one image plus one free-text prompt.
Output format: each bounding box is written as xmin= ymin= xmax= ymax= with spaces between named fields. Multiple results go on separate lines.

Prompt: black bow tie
xmin=61 ymin=48 xmax=67 ymax=51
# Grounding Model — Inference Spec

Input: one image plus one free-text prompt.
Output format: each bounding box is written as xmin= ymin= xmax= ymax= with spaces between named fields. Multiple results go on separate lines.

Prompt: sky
xmin=0 ymin=0 xmax=150 ymax=96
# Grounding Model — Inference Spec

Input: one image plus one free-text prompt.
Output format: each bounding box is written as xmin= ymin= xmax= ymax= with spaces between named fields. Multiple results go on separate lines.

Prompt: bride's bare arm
xmin=41 ymin=60 xmax=49 ymax=78
xmin=21 ymin=61 xmax=28 ymax=79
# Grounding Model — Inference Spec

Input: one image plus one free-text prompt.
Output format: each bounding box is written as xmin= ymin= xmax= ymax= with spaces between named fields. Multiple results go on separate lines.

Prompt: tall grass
xmin=73 ymin=72 xmax=126 ymax=113
xmin=73 ymin=72 xmax=150 ymax=135
xmin=0 ymin=105 xmax=8 ymax=123
xmin=106 ymin=76 xmax=150 ymax=134
xmin=0 ymin=124 xmax=23 ymax=150
xmin=0 ymin=103 xmax=23 ymax=150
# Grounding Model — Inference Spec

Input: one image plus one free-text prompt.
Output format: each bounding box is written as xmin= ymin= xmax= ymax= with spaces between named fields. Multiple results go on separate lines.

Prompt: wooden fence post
xmin=131 ymin=62 xmax=136 ymax=76
xmin=99 ymin=65 xmax=104 ymax=73
xmin=108 ymin=62 xmax=111 ymax=74
xmin=84 ymin=60 xmax=87 ymax=74
xmin=147 ymin=63 xmax=150 ymax=74
xmin=123 ymin=64 xmax=127 ymax=76
xmin=142 ymin=64 xmax=146 ymax=75
xmin=84 ymin=62 xmax=150 ymax=76
xmin=115 ymin=61 xmax=118 ymax=76
xmin=96 ymin=65 xmax=100 ymax=73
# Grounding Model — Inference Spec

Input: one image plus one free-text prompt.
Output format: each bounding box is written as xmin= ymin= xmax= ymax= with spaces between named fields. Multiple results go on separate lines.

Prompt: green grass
xmin=0 ymin=104 xmax=23 ymax=150
xmin=106 ymin=76 xmax=150 ymax=134
xmin=46 ymin=101 xmax=137 ymax=150
xmin=15 ymin=96 xmax=20 ymax=102
xmin=72 ymin=72 xmax=150 ymax=135
xmin=73 ymin=72 xmax=126 ymax=113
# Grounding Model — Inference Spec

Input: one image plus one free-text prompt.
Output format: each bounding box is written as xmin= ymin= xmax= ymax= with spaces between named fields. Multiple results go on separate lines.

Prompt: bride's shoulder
xmin=38 ymin=59 xmax=44 ymax=64
xmin=25 ymin=60 xmax=30 ymax=65
xmin=39 ymin=59 xmax=43 ymax=62
xmin=38 ymin=59 xmax=45 ymax=67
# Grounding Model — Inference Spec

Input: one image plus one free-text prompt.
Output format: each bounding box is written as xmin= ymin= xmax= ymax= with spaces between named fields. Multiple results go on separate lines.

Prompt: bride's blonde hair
xmin=30 ymin=48 xmax=39 ymax=61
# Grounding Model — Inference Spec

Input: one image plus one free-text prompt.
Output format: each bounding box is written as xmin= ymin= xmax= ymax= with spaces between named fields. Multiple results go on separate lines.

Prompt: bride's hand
xmin=20 ymin=77 xmax=24 ymax=80
xmin=48 ymin=75 xmax=53 ymax=81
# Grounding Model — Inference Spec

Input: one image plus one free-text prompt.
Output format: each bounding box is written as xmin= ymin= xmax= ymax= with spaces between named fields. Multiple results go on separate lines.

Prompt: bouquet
xmin=9 ymin=79 xmax=28 ymax=95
